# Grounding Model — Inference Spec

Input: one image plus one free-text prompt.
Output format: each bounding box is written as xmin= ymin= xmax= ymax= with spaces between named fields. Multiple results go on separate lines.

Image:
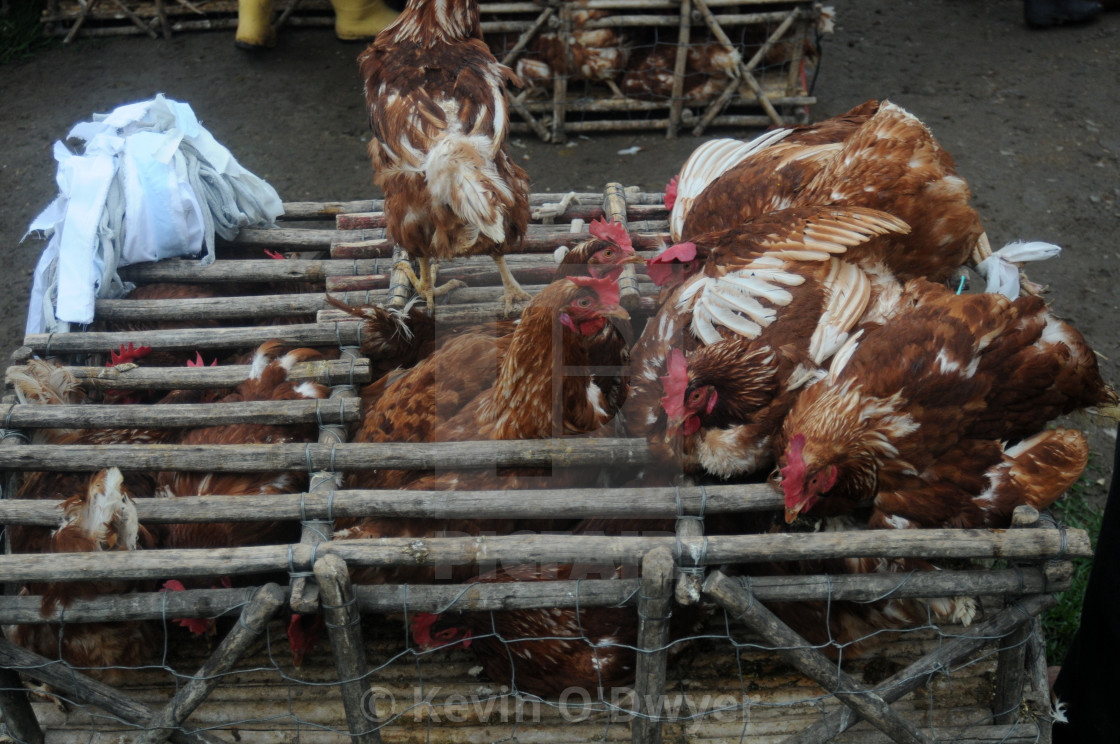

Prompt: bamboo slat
xmin=0 ymin=529 xmax=1090 ymax=584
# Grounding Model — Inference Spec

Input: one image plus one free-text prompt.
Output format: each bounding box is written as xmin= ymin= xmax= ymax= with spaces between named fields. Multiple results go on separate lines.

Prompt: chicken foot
xmin=491 ymin=254 xmax=533 ymax=316
xmin=393 ymin=256 xmax=466 ymax=311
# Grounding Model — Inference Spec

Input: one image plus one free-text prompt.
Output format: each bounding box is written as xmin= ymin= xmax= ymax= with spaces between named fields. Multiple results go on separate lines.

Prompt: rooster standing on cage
xmin=359 ymin=0 xmax=532 ymax=313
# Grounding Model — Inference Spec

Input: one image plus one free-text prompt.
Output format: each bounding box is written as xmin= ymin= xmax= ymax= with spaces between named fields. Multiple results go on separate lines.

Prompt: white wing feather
xmin=669 ymin=129 xmax=793 ymax=241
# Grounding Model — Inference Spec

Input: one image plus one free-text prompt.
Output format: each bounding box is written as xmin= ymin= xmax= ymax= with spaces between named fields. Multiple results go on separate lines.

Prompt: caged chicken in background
xmin=359 ymin=0 xmax=532 ymax=313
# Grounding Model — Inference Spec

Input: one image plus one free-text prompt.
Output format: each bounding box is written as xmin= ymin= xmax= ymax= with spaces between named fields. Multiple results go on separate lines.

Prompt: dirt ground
xmin=1 ymin=0 xmax=1118 ymax=497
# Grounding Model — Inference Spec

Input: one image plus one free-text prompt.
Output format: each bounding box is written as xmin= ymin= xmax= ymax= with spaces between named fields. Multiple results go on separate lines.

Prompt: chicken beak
xmin=601 ymin=305 xmax=631 ymax=322
xmin=784 ymin=505 xmax=802 ymax=524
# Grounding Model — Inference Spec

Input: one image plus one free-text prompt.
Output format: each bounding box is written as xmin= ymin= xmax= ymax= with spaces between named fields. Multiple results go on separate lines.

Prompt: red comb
xmin=659 ymin=349 xmax=690 ymax=420
xmin=645 ymin=242 xmax=698 ymax=286
xmin=187 ymin=352 xmax=218 ymax=368
xmin=410 ymin=612 xmax=439 ymax=647
xmin=664 ymin=175 xmax=679 ymax=211
xmin=588 ymin=217 xmax=633 ymax=251
xmin=779 ymin=434 xmax=809 ymax=506
xmin=570 ymin=275 xmax=621 ymax=307
xmin=264 ymin=249 xmax=287 ymax=260
xmin=108 ymin=342 xmax=151 ymax=367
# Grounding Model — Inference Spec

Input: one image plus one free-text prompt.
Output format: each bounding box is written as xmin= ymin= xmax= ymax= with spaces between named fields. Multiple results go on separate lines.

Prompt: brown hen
xmin=335 ymin=275 xmax=630 ymax=584
xmin=359 ymin=0 xmax=531 ymax=312
xmin=775 ymin=282 xmax=1117 ymax=528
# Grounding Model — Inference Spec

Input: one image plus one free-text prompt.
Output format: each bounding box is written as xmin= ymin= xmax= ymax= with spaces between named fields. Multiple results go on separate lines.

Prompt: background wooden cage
xmin=0 ymin=188 xmax=1078 ymax=742
xmin=38 ymin=0 xmax=826 ymax=139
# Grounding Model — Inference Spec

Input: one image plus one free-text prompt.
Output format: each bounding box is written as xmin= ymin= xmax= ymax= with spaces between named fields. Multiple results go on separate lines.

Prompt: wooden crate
xmin=40 ymin=0 xmax=826 ymax=138
xmin=0 ymin=189 xmax=1073 ymax=742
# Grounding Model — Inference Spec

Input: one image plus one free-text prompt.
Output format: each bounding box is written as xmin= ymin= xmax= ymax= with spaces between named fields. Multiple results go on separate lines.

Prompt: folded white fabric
xmin=23 ymin=94 xmax=283 ymax=335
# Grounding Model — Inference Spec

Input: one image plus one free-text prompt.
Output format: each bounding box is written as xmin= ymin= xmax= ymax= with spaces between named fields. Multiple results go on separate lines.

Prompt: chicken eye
xmin=576 ymin=296 xmax=593 ymax=308
xmin=688 ymin=389 xmax=704 ymax=403
xmin=602 ymin=248 xmax=615 ymax=259
xmin=681 ymin=261 xmax=694 ymax=271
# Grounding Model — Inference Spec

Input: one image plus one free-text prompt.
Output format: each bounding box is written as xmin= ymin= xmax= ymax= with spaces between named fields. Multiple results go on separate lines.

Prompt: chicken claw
xmin=393 ymin=257 xmax=466 ymax=310
xmin=492 ymin=255 xmax=532 ymax=316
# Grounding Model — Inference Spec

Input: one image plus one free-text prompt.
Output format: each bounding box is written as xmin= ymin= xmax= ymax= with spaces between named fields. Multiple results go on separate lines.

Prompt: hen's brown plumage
xmin=624 ymin=206 xmax=909 ymax=479
xmin=360 ymin=0 xmax=531 ymax=311
xmin=667 ymin=100 xmax=984 ymax=285
xmin=5 ymin=468 xmax=160 ymax=686
xmin=776 ymin=283 xmax=1116 ymax=528
xmin=159 ymin=342 xmax=328 ymax=554
xmin=336 ymin=276 xmax=630 ymax=584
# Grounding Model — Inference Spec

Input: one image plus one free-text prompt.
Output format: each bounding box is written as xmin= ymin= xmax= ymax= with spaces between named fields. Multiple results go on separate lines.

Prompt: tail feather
xmin=9 ymin=359 xmax=85 ymax=406
xmin=425 ymin=135 xmax=512 ymax=247
xmin=989 ymin=429 xmax=1089 ymax=513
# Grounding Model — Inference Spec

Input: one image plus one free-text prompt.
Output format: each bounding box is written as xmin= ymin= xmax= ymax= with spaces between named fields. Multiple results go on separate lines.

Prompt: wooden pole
xmin=291 ymin=374 xmax=356 ymax=614
xmin=25 ymin=322 xmax=365 ymax=356
xmin=118 ymin=258 xmax=383 ymax=284
xmin=0 ymin=636 xmax=227 ymax=744
xmin=33 ymin=358 xmax=372 ymax=392
xmin=631 ymin=546 xmax=675 ymax=744
xmin=992 ymin=505 xmax=1041 ymax=725
xmin=0 ymin=483 xmax=782 ymax=525
xmin=689 ymin=0 xmax=789 ymax=128
xmin=0 ymin=437 xmax=657 ymax=474
xmin=134 ymin=583 xmax=287 ymax=744
xmin=674 ymin=515 xmax=705 ymax=606
xmin=602 ymin=183 xmax=641 ymax=311
xmin=314 ymin=554 xmax=380 ymax=743
xmin=551 ymin=1 xmax=572 ymax=144
xmin=0 ymin=530 xmax=1092 ymax=585
xmin=1 ymin=398 xmax=360 ymax=430
xmin=703 ymin=570 xmax=934 ymax=744
xmin=2 ymin=398 xmax=29 ymax=599
xmin=1027 ymin=617 xmax=1054 ymax=743
xmin=666 ymin=0 xmax=692 ymax=139
xmin=0 ymin=563 xmax=1073 ymax=625
xmin=0 ymin=666 xmax=44 ymax=744
xmin=784 ymin=593 xmax=1057 ymax=744
xmin=94 ymin=292 xmax=324 ymax=322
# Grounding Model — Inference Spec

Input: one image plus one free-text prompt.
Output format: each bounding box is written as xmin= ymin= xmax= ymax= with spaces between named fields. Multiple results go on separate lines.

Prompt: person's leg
xmin=330 ymin=0 xmax=404 ymax=41
xmin=1051 ymin=423 xmax=1120 ymax=741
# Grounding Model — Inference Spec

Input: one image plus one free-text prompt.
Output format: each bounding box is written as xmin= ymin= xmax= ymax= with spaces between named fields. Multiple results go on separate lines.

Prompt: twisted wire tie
xmin=288 ymin=542 xmax=317 ymax=580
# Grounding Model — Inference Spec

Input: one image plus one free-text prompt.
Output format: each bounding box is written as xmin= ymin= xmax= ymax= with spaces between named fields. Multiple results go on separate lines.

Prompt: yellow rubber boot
xmin=329 ymin=0 xmax=401 ymax=41
xmin=235 ymin=0 xmax=277 ymax=49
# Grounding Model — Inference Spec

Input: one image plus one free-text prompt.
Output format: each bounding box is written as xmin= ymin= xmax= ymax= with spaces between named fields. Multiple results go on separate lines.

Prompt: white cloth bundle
xmin=23 ymin=94 xmax=284 ymax=335
xmin=976 ymin=240 xmax=1062 ymax=298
